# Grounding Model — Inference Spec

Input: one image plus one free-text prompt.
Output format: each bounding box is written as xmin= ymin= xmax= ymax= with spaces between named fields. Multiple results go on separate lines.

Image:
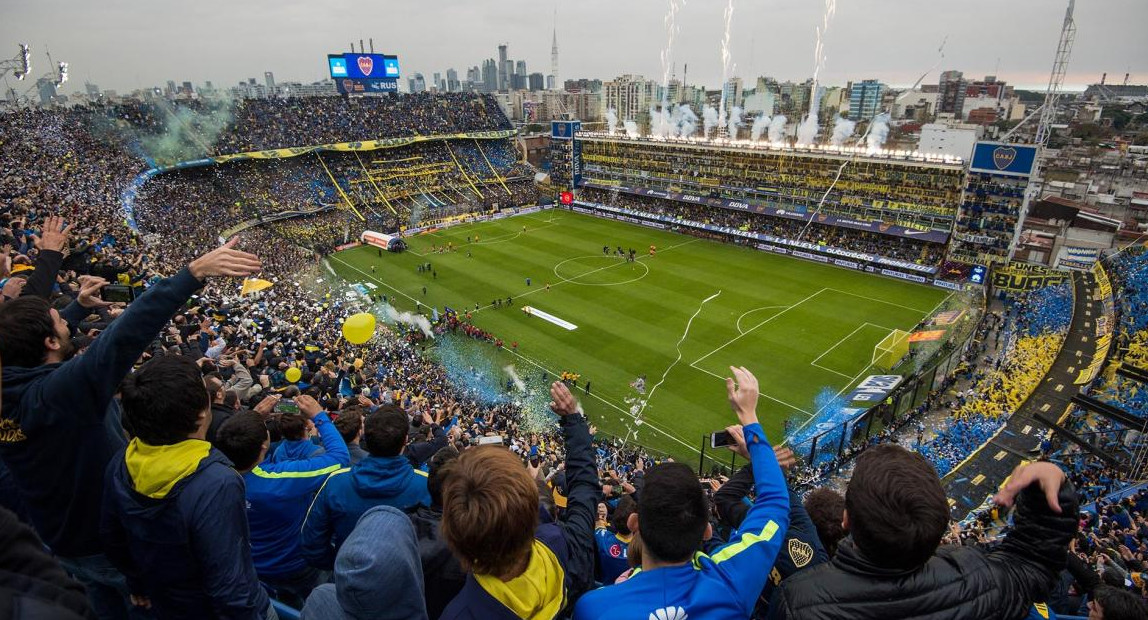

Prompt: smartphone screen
xmin=275 ymin=399 xmax=300 ymax=415
xmin=710 ymin=430 xmax=734 ymax=449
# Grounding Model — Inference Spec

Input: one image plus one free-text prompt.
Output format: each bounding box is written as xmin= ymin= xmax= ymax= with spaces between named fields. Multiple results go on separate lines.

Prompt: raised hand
xmin=295 ymin=394 xmax=324 ymax=420
xmin=725 ymin=366 xmax=760 ymax=426
xmin=188 ymin=237 xmax=262 ymax=280
xmin=35 ymin=215 xmax=73 ymax=253
xmin=993 ymin=461 xmax=1067 ymax=514
xmin=76 ymin=276 xmax=112 ymax=309
xmin=549 ymin=380 xmax=581 ymax=416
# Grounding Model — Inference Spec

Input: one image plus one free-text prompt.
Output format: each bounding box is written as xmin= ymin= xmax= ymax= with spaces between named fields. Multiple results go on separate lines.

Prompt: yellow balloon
xmin=285 ymin=367 xmax=302 ymax=383
xmin=342 ymin=312 xmax=377 ymax=344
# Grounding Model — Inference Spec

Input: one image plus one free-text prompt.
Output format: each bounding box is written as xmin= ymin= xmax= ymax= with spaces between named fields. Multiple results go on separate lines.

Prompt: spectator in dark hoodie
xmin=0 ymin=237 xmax=260 ymax=618
xmin=100 ymin=355 xmax=272 ymax=619
xmin=215 ymin=396 xmax=349 ymax=609
xmin=300 ymin=405 xmax=431 ymax=570
xmin=300 ymin=505 xmax=428 ymax=620
xmin=408 ymin=446 xmax=466 ymax=619
xmin=438 ymin=381 xmax=597 ymax=619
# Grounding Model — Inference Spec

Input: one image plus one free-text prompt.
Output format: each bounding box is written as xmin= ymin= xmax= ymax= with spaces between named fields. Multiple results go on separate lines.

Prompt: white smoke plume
xmin=751 ymin=114 xmax=771 ymax=141
xmin=502 ymin=365 xmax=526 ymax=392
xmin=702 ymin=105 xmax=719 ymax=138
xmin=726 ymin=106 xmax=743 ymax=140
xmin=830 ymin=116 xmax=856 ymax=146
xmin=623 ymin=120 xmax=640 ymax=138
xmin=381 ymin=303 xmax=434 ymax=338
xmin=796 ymin=86 xmax=822 ymax=145
xmin=768 ymin=115 xmax=787 ymax=143
xmin=867 ymin=112 xmax=891 ymax=151
xmin=606 ymin=108 xmax=619 ymax=135
xmin=676 ymin=104 xmax=699 ymax=138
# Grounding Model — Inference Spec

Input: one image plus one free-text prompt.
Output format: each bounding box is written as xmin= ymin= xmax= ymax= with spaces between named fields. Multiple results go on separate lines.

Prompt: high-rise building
xmin=603 ymin=74 xmax=658 ymax=121
xmin=497 ymin=44 xmax=509 ymax=91
xmin=848 ymin=79 xmax=885 ymax=120
xmin=407 ymin=73 xmax=426 ymax=93
xmin=36 ymin=78 xmax=57 ymax=105
xmin=446 ymin=68 xmax=459 ymax=92
xmin=433 ymin=72 xmax=443 ymax=91
xmin=550 ymin=22 xmax=559 ymax=89
xmin=515 ymin=60 xmax=527 ymax=80
xmin=528 ymin=72 xmax=545 ymax=92
xmin=482 ymin=58 xmax=498 ymax=93
xmin=84 ymin=82 xmax=100 ymax=97
xmin=721 ymin=77 xmax=744 ymax=110
xmin=466 ymin=66 xmax=480 ymax=89
xmin=937 ymin=70 xmax=966 ymax=117
xmin=264 ymin=72 xmax=275 ymax=92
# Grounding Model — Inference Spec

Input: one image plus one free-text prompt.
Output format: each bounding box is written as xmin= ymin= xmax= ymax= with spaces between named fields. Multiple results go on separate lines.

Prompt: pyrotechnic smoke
xmin=503 ymin=365 xmax=526 ymax=392
xmin=137 ymin=95 xmax=235 ymax=167
xmin=830 ymin=116 xmax=856 ymax=146
xmin=702 ymin=105 xmax=719 ymax=138
xmin=623 ymin=120 xmax=640 ymax=138
xmin=659 ymin=0 xmax=685 ymax=133
xmin=676 ymin=104 xmax=699 ymax=137
xmin=606 ymin=108 xmax=619 ymax=135
xmin=649 ymin=105 xmax=672 ymax=138
xmin=726 ymin=106 xmax=743 ymax=140
xmin=380 ymin=303 xmax=434 ymax=338
xmin=798 ymin=0 xmax=837 ymax=145
xmin=750 ymin=114 xmax=770 ymax=141
xmin=867 ymin=112 xmax=891 ymax=151
xmin=796 ymin=85 xmax=823 ymax=145
xmin=717 ymin=0 xmax=735 ymax=132
xmin=768 ymin=115 xmax=787 ymax=143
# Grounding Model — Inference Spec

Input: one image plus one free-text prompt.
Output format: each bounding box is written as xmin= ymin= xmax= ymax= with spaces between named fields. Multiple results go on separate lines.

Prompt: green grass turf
xmin=329 ymin=209 xmax=950 ymax=461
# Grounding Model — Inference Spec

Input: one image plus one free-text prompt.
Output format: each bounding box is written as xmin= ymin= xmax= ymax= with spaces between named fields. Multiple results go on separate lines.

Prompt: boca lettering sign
xmin=990 ymin=262 xmax=1069 ymax=292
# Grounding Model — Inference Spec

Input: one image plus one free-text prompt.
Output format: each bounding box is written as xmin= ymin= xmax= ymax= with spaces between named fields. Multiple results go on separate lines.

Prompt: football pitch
xmin=329 ymin=209 xmax=950 ymax=460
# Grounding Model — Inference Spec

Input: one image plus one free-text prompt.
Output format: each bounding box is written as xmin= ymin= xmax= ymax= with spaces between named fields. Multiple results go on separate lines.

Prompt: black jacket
xmin=408 ymin=504 xmax=466 ymax=620
xmin=772 ymin=480 xmax=1080 ymax=620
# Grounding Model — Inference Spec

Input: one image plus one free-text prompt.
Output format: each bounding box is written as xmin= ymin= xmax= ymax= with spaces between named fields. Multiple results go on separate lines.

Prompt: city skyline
xmin=2 ymin=0 xmax=1145 ymax=95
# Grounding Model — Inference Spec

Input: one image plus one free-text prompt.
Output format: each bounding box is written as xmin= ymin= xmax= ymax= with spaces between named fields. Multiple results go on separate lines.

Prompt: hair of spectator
xmin=427 ymin=445 xmax=460 ymax=507
xmin=119 ymin=356 xmax=210 ymax=446
xmin=637 ymin=462 xmax=709 ymax=564
xmin=1092 ymin=585 xmax=1148 ymax=620
xmin=846 ymin=443 xmax=949 ymax=569
xmin=278 ymin=414 xmax=307 ymax=441
xmin=440 ymin=445 xmax=539 ymax=578
xmin=215 ymin=411 xmax=270 ymax=471
xmin=333 ymin=407 xmax=365 ymax=444
xmin=804 ymin=487 xmax=847 ymax=557
xmin=612 ymin=495 xmax=638 ymax=535
xmin=0 ymin=296 xmax=57 ymax=367
xmin=364 ymin=404 xmax=409 ymax=457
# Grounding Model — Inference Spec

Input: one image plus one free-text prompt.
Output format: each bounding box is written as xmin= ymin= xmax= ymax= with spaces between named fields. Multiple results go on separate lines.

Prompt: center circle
xmin=553 ymin=256 xmax=650 ymax=286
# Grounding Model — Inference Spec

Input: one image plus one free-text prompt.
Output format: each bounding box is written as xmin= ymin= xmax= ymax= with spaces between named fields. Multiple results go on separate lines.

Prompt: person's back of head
xmin=278 ymin=414 xmax=307 ymax=441
xmin=845 ymin=443 xmax=949 ymax=569
xmin=612 ymin=495 xmax=637 ymax=536
xmin=637 ymin=462 xmax=709 ymax=564
xmin=215 ymin=411 xmax=270 ymax=472
xmin=120 ymin=356 xmax=210 ymax=446
xmin=804 ymin=487 xmax=846 ymax=557
xmin=426 ymin=446 xmax=459 ymax=509
xmin=0 ymin=296 xmax=68 ymax=368
xmin=364 ymin=405 xmax=409 ymax=458
xmin=1090 ymin=586 xmax=1148 ymax=620
xmin=334 ymin=407 xmax=365 ymax=445
xmin=440 ymin=445 xmax=538 ymax=579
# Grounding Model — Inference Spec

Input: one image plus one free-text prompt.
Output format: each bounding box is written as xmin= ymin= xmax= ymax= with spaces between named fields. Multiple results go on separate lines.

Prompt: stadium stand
xmin=1 ymin=94 xmax=1146 ymax=619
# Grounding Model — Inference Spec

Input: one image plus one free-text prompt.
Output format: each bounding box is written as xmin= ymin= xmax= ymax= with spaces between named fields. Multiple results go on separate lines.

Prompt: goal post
xmin=872 ymin=329 xmax=911 ymax=371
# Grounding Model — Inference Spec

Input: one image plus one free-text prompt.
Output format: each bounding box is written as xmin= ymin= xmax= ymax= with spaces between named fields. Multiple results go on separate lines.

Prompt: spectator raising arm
xmin=549 ymin=381 xmax=600 ymax=601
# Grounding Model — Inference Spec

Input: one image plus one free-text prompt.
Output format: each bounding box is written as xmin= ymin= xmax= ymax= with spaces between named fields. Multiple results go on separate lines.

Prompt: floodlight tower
xmin=1007 ymin=0 xmax=1075 ymax=260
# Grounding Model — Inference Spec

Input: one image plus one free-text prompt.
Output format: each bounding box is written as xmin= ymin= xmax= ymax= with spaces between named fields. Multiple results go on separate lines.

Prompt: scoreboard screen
xmin=328 ymin=54 xmax=400 ymax=80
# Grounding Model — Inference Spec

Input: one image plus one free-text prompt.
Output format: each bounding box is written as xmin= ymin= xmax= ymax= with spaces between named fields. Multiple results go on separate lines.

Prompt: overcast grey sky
xmin=2 ymin=0 xmax=1145 ymax=94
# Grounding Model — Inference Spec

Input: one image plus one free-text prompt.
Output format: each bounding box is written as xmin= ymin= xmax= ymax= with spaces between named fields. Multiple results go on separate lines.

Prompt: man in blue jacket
xmin=214 ymin=395 xmax=349 ymax=608
xmin=438 ymin=381 xmax=598 ymax=619
xmin=574 ymin=366 xmax=791 ymax=620
xmin=300 ymin=404 xmax=431 ymax=570
xmin=0 ymin=237 xmax=261 ymax=619
xmin=101 ymin=355 xmax=272 ymax=620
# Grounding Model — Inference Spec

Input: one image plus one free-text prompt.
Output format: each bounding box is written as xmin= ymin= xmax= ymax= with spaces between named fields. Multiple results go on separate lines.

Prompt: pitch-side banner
xmin=581 ymin=181 xmax=950 ymax=244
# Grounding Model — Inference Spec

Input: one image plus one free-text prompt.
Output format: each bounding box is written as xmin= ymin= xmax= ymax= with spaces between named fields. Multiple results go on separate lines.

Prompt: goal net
xmin=872 ymin=329 xmax=911 ymax=371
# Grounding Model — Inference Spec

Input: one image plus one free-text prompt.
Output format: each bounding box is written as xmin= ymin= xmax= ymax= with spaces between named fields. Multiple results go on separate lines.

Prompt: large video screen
xmin=328 ymin=54 xmax=400 ymax=80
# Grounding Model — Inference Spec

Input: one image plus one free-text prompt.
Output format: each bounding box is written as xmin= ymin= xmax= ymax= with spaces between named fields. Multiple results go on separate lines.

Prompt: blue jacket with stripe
xmin=243 ymin=412 xmax=349 ymax=579
xmin=299 ymin=453 xmax=431 ymax=570
xmin=573 ymin=423 xmax=790 ymax=620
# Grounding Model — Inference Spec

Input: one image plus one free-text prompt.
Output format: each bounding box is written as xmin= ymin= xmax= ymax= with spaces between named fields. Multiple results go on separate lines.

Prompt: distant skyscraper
xmin=264 ymin=71 xmax=275 ymax=92
xmin=84 ymin=82 xmax=100 ymax=97
xmin=433 ymin=72 xmax=443 ymax=91
xmin=516 ymin=60 xmax=527 ymax=80
xmin=482 ymin=59 xmax=498 ymax=93
xmin=408 ymin=73 xmax=426 ymax=93
xmin=848 ymin=79 xmax=885 ymax=120
xmin=446 ymin=68 xmax=459 ymax=92
xmin=466 ymin=66 xmax=480 ymax=89
xmin=528 ymin=73 xmax=545 ymax=92
xmin=497 ymin=44 xmax=509 ymax=91
xmin=36 ymin=78 xmax=56 ymax=105
xmin=550 ymin=18 xmax=559 ymax=89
